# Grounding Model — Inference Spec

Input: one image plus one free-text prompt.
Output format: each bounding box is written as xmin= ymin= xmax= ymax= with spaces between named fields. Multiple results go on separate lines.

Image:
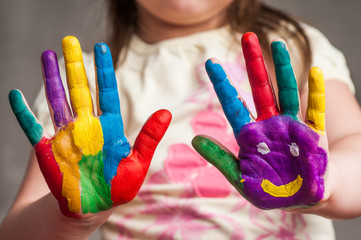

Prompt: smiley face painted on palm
xmin=237 ymin=115 xmax=327 ymax=209
xmin=192 ymin=32 xmax=327 ymax=209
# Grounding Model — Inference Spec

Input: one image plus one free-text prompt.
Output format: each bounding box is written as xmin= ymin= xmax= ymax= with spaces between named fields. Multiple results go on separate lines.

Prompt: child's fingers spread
xmin=306 ymin=67 xmax=325 ymax=133
xmin=205 ymin=58 xmax=252 ymax=137
xmin=41 ymin=50 xmax=73 ymax=128
xmin=9 ymin=89 xmax=46 ymax=146
xmin=242 ymin=32 xmax=279 ymax=121
xmin=94 ymin=42 xmax=121 ymax=115
xmin=271 ymin=40 xmax=299 ymax=119
xmin=62 ymin=36 xmax=93 ymax=117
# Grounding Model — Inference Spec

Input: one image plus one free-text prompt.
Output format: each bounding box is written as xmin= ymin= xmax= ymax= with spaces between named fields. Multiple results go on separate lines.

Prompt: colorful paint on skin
xmin=10 ymin=36 xmax=172 ymax=217
xmin=62 ymin=37 xmax=110 ymax=213
xmin=306 ymin=67 xmax=325 ymax=133
xmin=42 ymin=50 xmax=72 ymax=127
xmin=271 ymin=41 xmax=299 ymax=119
xmin=241 ymin=32 xmax=279 ymax=121
xmin=205 ymin=59 xmax=251 ymax=137
xmin=9 ymin=90 xmax=44 ymax=145
xmin=94 ymin=42 xmax=130 ymax=185
xmin=194 ymin=32 xmax=327 ymax=210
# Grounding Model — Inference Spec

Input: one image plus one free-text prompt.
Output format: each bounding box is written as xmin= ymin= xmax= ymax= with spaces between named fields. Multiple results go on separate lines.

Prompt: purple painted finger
xmin=41 ymin=50 xmax=72 ymax=127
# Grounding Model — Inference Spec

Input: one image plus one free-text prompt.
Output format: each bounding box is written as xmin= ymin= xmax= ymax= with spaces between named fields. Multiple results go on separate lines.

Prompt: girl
xmin=2 ymin=0 xmax=361 ymax=239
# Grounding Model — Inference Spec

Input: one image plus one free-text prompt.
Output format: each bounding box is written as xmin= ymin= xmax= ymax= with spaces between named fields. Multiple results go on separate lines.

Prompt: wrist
xmin=42 ymin=193 xmax=113 ymax=240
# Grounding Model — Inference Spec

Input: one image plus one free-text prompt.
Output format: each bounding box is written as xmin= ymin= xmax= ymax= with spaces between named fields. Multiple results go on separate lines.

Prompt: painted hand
xmin=9 ymin=36 xmax=171 ymax=218
xmin=192 ymin=32 xmax=327 ymax=210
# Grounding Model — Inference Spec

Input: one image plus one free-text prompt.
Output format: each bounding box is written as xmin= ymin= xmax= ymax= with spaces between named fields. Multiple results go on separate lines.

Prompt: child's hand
xmin=192 ymin=32 xmax=328 ymax=210
xmin=9 ymin=36 xmax=171 ymax=218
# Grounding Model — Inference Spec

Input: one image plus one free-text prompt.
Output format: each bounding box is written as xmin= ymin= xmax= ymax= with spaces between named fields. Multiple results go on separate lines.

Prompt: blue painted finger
xmin=95 ymin=42 xmax=130 ymax=184
xmin=271 ymin=41 xmax=299 ymax=119
xmin=94 ymin=42 xmax=121 ymax=115
xmin=205 ymin=58 xmax=252 ymax=137
xmin=9 ymin=89 xmax=45 ymax=145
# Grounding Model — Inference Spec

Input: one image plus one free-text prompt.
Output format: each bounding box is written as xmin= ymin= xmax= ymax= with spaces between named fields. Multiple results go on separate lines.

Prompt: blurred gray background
xmin=1 ymin=0 xmax=360 ymax=239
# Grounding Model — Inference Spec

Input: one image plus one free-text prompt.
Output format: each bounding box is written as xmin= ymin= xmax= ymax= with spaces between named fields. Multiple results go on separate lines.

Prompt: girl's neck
xmin=136 ymin=6 xmax=228 ymax=44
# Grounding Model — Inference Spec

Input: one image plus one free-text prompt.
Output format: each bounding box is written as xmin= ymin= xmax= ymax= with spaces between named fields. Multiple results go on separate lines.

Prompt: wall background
xmin=1 ymin=0 xmax=360 ymax=239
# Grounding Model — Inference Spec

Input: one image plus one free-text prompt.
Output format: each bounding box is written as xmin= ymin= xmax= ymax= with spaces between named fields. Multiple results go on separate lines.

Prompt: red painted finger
xmin=133 ymin=109 xmax=172 ymax=165
xmin=110 ymin=109 xmax=172 ymax=205
xmin=242 ymin=32 xmax=279 ymax=121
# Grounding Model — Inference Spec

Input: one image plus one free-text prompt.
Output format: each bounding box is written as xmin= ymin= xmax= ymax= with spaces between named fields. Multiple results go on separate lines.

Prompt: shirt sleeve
xmin=302 ymin=23 xmax=355 ymax=93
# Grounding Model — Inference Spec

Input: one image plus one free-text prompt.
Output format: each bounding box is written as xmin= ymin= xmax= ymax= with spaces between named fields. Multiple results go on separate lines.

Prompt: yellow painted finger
xmin=63 ymin=36 xmax=93 ymax=117
xmin=306 ymin=67 xmax=325 ymax=134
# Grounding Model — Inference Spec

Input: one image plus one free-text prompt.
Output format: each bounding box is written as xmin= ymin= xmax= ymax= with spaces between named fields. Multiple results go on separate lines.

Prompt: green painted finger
xmin=192 ymin=135 xmax=245 ymax=190
xmin=271 ymin=41 xmax=299 ymax=119
xmin=9 ymin=89 xmax=44 ymax=145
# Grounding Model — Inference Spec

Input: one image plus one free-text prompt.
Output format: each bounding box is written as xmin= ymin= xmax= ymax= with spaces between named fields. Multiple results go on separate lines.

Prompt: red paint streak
xmin=111 ymin=110 xmax=172 ymax=205
xmin=35 ymin=137 xmax=81 ymax=218
xmin=242 ymin=32 xmax=279 ymax=121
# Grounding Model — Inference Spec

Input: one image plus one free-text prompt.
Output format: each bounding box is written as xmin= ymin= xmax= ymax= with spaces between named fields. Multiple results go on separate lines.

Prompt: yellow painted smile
xmin=261 ymin=175 xmax=303 ymax=197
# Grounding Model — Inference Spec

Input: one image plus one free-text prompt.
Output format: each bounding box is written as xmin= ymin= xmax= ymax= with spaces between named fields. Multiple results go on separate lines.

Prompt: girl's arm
xmin=298 ymin=80 xmax=361 ymax=219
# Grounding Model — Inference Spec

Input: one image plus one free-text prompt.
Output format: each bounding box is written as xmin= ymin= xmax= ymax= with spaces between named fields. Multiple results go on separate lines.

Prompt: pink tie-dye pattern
xmin=249 ymin=206 xmax=311 ymax=240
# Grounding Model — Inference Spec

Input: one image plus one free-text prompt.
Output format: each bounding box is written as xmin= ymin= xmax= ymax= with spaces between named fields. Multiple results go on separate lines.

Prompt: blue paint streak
xmin=95 ymin=43 xmax=130 ymax=184
xmin=205 ymin=59 xmax=251 ymax=137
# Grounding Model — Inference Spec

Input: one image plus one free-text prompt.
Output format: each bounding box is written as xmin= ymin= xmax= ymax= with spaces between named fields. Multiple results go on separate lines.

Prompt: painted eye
xmin=289 ymin=142 xmax=299 ymax=157
xmin=257 ymin=142 xmax=270 ymax=155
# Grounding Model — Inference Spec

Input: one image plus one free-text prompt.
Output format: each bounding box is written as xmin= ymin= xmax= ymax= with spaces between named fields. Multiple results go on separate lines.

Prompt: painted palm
xmin=9 ymin=37 xmax=171 ymax=218
xmin=192 ymin=33 xmax=327 ymax=209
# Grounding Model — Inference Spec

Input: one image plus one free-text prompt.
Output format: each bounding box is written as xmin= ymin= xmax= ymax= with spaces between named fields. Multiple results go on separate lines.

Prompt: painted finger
xmin=41 ymin=50 xmax=73 ymax=128
xmin=205 ymin=58 xmax=252 ymax=137
xmin=133 ymin=109 xmax=172 ymax=166
xmin=271 ymin=40 xmax=299 ymax=119
xmin=192 ymin=135 xmax=245 ymax=192
xmin=242 ymin=32 xmax=279 ymax=121
xmin=62 ymin=36 xmax=93 ymax=117
xmin=306 ymin=67 xmax=325 ymax=133
xmin=94 ymin=42 xmax=121 ymax=115
xmin=9 ymin=89 xmax=46 ymax=145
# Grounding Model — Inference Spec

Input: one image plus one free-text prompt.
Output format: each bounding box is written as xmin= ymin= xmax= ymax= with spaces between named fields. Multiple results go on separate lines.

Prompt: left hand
xmin=192 ymin=32 xmax=328 ymax=210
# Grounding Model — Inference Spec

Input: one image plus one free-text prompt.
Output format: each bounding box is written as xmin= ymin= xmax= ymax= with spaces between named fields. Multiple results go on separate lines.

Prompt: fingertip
xmin=309 ymin=66 xmax=324 ymax=80
xmin=9 ymin=89 xmax=24 ymax=113
xmin=241 ymin=32 xmax=262 ymax=60
xmin=94 ymin=42 xmax=113 ymax=68
xmin=41 ymin=50 xmax=60 ymax=78
xmin=153 ymin=109 xmax=172 ymax=126
xmin=271 ymin=40 xmax=290 ymax=65
xmin=62 ymin=36 xmax=83 ymax=63
xmin=205 ymin=58 xmax=227 ymax=83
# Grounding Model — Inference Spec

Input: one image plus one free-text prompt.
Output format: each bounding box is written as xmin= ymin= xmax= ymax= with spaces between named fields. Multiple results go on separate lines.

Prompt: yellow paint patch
xmin=52 ymin=123 xmax=82 ymax=213
xmin=306 ymin=67 xmax=325 ymax=134
xmin=72 ymin=116 xmax=104 ymax=155
xmin=261 ymin=175 xmax=303 ymax=197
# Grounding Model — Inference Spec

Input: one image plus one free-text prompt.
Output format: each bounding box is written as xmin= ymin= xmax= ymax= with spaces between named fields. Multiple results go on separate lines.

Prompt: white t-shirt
xmin=34 ymin=25 xmax=353 ymax=239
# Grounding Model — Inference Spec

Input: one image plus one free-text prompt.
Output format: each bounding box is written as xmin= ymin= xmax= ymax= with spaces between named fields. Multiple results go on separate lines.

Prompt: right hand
xmin=9 ymin=36 xmax=171 ymax=218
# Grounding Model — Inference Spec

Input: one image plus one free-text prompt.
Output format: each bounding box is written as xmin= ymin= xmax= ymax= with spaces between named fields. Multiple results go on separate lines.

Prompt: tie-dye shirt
xmin=34 ymin=24 xmax=353 ymax=239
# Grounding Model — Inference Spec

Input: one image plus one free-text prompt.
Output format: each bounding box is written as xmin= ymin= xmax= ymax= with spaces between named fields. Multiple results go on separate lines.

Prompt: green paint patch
xmin=79 ymin=151 xmax=113 ymax=213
